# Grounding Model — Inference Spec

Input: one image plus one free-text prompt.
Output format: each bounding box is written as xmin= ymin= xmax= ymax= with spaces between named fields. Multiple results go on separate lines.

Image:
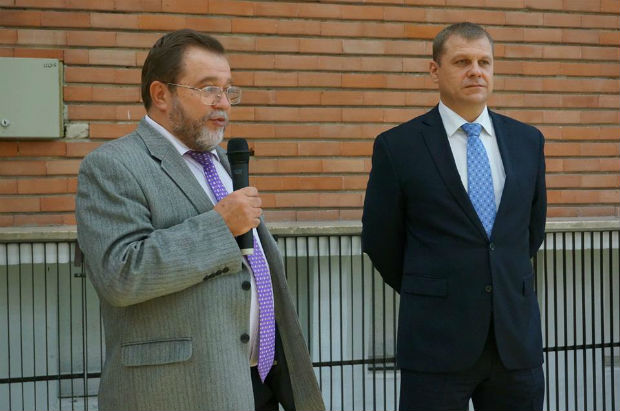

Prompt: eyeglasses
xmin=166 ymin=83 xmax=242 ymax=105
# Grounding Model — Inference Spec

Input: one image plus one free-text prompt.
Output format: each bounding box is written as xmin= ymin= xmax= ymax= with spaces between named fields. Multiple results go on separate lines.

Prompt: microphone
xmin=226 ymin=138 xmax=254 ymax=255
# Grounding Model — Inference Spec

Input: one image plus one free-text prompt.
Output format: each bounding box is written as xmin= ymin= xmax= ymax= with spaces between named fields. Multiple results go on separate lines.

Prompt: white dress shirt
xmin=437 ymin=102 xmax=506 ymax=209
xmin=145 ymin=115 xmax=265 ymax=366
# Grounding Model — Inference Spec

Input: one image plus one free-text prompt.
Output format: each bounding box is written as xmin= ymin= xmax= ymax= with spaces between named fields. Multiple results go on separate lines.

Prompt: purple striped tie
xmin=188 ymin=150 xmax=275 ymax=382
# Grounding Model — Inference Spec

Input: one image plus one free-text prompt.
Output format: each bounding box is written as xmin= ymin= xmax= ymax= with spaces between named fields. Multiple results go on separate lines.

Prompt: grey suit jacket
xmin=76 ymin=119 xmax=324 ymax=411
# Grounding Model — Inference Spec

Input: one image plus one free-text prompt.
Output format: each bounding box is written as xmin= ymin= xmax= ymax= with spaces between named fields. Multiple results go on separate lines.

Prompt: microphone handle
xmin=230 ymin=161 xmax=254 ymax=255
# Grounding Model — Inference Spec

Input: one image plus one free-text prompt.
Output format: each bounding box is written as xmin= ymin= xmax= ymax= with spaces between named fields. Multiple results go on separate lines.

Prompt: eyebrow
xmin=195 ymin=76 xmax=232 ymax=86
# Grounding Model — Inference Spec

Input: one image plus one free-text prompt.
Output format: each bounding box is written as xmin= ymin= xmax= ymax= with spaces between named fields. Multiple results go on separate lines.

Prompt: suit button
xmin=242 ymin=280 xmax=251 ymax=290
xmin=489 ymin=242 xmax=495 ymax=251
xmin=240 ymin=333 xmax=250 ymax=343
xmin=485 ymin=285 xmax=493 ymax=293
xmin=223 ymin=267 xmax=229 ymax=273
xmin=215 ymin=269 xmax=222 ymax=275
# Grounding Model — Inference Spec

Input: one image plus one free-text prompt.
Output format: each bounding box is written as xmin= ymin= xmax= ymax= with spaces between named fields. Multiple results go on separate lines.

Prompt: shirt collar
xmin=438 ymin=101 xmax=494 ymax=137
xmin=144 ymin=115 xmax=220 ymax=161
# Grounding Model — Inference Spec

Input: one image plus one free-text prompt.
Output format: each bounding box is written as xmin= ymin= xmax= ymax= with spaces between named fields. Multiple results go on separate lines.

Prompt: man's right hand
xmin=213 ymin=186 xmax=262 ymax=236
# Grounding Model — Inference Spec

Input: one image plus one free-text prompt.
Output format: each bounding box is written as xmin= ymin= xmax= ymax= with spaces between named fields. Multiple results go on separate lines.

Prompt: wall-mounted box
xmin=0 ymin=57 xmax=63 ymax=139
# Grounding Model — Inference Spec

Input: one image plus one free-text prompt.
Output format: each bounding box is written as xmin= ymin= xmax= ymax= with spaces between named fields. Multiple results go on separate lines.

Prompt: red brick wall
xmin=0 ymin=0 xmax=618 ymax=226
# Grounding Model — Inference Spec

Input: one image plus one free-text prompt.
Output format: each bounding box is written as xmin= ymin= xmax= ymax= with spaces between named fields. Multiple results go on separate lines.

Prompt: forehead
xmin=443 ymin=35 xmax=493 ymax=58
xmin=178 ymin=46 xmax=231 ymax=81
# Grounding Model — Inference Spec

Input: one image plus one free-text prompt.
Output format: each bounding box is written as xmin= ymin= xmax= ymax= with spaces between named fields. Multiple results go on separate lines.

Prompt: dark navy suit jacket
xmin=362 ymin=105 xmax=547 ymax=372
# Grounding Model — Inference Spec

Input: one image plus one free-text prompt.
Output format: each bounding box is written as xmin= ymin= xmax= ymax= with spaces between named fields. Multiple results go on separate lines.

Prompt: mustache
xmin=206 ymin=110 xmax=229 ymax=122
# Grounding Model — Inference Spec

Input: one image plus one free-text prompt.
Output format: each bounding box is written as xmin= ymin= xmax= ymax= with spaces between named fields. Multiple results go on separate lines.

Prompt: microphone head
xmin=227 ymin=138 xmax=249 ymax=154
xmin=227 ymin=138 xmax=251 ymax=164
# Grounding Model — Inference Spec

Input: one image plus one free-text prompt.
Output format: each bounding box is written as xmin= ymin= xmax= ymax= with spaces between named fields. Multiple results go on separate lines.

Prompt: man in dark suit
xmin=362 ymin=22 xmax=547 ymax=410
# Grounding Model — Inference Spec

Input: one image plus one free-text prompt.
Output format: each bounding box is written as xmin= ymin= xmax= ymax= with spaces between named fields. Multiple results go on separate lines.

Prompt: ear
xmin=149 ymin=81 xmax=171 ymax=112
xmin=429 ymin=60 xmax=439 ymax=84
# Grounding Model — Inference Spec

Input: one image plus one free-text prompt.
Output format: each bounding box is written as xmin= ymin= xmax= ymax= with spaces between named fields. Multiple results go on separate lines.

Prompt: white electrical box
xmin=0 ymin=57 xmax=63 ymax=138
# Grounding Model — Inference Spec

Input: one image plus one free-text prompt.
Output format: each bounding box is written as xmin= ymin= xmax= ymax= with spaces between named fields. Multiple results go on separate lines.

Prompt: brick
xmin=185 ymin=16 xmax=232 ymax=33
xmin=0 ymin=161 xmax=47 ymax=176
xmin=231 ymin=17 xmax=278 ymax=34
xmin=321 ymin=21 xmax=363 ymax=37
xmin=0 ymin=215 xmax=14 ymax=227
xmin=256 ymin=37 xmax=299 ymax=53
xmin=65 ymin=31 xmax=116 ymax=47
xmin=46 ymin=160 xmax=81 ymax=175
xmin=115 ymin=32 xmax=160 ymax=48
xmin=111 ymin=0 xmax=161 ymax=12
xmin=0 ymin=179 xmax=17 ymax=194
xmin=90 ymin=122 xmax=137 ymax=139
xmin=277 ymin=20 xmax=321 ymax=36
xmin=17 ymin=177 xmax=69 ymax=194
xmin=91 ymin=12 xmax=139 ymax=29
xmin=0 ymin=10 xmax=41 ymax=26
xmin=299 ymin=38 xmax=343 ymax=54
xmin=0 ymin=197 xmax=40 ymax=212
xmin=89 ymin=49 xmax=137 ymax=66
xmin=40 ymin=195 xmax=76 ymax=212
xmin=11 ymin=213 xmax=69 ymax=226
xmin=0 ymin=29 xmax=17 ymax=45
xmin=18 ymin=141 xmax=66 ymax=157
xmin=17 ymin=29 xmax=66 ymax=46
xmin=162 ymin=0 xmax=207 ymax=13
xmin=41 ymin=11 xmax=90 ymax=28
xmin=66 ymin=142 xmax=104 ymax=157
xmin=208 ymin=0 xmax=256 ymax=16
xmin=65 ymin=66 xmax=140 ymax=84
xmin=0 ymin=142 xmax=18 ymax=157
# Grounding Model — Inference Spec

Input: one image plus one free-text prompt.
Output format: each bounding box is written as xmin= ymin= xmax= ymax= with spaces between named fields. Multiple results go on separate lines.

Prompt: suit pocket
xmin=522 ymin=274 xmax=535 ymax=296
xmin=121 ymin=337 xmax=192 ymax=367
xmin=402 ymin=275 xmax=448 ymax=297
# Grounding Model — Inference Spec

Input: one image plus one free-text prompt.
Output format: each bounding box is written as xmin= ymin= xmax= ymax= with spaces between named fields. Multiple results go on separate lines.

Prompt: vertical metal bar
xmin=543 ymin=233 xmax=550 ymax=411
xmin=581 ymin=231 xmax=588 ymax=411
xmin=553 ymin=233 xmax=559 ymax=410
xmin=31 ymin=244 xmax=36 ymax=411
xmin=562 ymin=231 xmax=568 ymax=410
xmin=572 ymin=231 xmax=578 ymax=410
xmin=591 ymin=231 xmax=596 ymax=411
xmin=56 ymin=243 xmax=61 ymax=411
xmin=371 ymin=265 xmax=377 ymax=411
xmin=19 ymin=244 xmax=24 ymax=409
xmin=599 ymin=232 xmax=606 ymax=411
xmin=45 ymin=244 xmax=50 ymax=411
xmin=609 ymin=231 xmax=616 ymax=410
xmin=350 ymin=236 xmax=355 ymax=410
xmin=316 ymin=236 xmax=323 ymax=393
xmin=326 ymin=236 xmax=332 ymax=408
xmin=382 ymin=279 xmax=386 ymax=411
xmin=338 ymin=236 xmax=344 ymax=411
xmin=80 ymin=249 xmax=89 ymax=411
xmin=5 ymin=244 xmax=12 ymax=409
xmin=70 ymin=244 xmax=75 ymax=411
xmin=361 ymin=246 xmax=366 ymax=411
xmin=393 ymin=287 xmax=397 ymax=411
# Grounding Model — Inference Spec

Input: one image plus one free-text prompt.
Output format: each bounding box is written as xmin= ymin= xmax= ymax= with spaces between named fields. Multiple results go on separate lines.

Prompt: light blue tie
xmin=462 ymin=123 xmax=496 ymax=238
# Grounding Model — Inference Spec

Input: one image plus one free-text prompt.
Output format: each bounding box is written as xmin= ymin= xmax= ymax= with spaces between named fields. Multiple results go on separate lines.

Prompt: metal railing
xmin=0 ymin=222 xmax=618 ymax=411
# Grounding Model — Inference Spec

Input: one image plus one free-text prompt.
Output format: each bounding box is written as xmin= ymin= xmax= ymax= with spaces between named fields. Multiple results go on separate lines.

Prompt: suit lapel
xmin=421 ymin=106 xmax=489 ymax=239
xmin=136 ymin=119 xmax=214 ymax=214
xmin=489 ymin=111 xmax=517 ymax=230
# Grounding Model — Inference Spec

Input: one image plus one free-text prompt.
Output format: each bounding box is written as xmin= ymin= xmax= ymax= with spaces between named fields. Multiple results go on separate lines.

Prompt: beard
xmin=169 ymin=98 xmax=227 ymax=151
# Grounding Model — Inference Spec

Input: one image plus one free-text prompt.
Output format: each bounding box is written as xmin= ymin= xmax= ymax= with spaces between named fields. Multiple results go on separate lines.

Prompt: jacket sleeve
xmin=529 ymin=130 xmax=547 ymax=257
xmin=76 ymin=150 xmax=243 ymax=307
xmin=362 ymin=134 xmax=405 ymax=292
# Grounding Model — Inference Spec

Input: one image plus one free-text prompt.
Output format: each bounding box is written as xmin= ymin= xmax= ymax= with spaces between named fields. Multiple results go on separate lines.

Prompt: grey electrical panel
xmin=0 ymin=57 xmax=63 ymax=138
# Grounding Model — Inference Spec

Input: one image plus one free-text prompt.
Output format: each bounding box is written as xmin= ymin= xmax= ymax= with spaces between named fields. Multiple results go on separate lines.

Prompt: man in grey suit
xmin=76 ymin=29 xmax=324 ymax=411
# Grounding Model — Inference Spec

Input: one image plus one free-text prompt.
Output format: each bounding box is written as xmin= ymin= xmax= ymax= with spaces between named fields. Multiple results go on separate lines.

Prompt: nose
xmin=212 ymin=91 xmax=232 ymax=110
xmin=468 ymin=62 xmax=482 ymax=76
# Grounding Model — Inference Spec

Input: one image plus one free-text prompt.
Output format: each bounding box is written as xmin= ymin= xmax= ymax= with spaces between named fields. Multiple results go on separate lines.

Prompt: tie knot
xmin=462 ymin=122 xmax=482 ymax=139
xmin=187 ymin=150 xmax=215 ymax=167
